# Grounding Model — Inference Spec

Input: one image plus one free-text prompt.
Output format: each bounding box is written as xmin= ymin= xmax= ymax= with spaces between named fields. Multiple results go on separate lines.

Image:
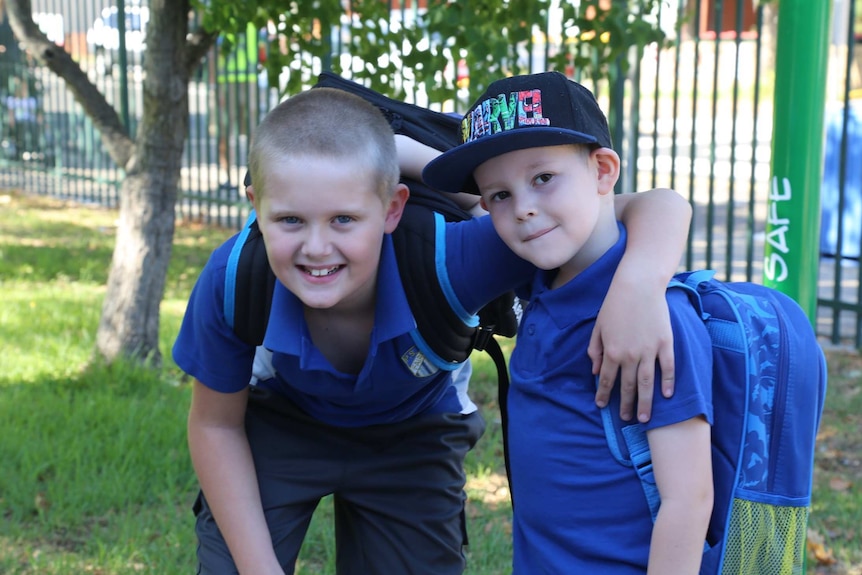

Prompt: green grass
xmin=1 ymin=190 xmax=859 ymax=574
xmin=808 ymin=351 xmax=862 ymax=574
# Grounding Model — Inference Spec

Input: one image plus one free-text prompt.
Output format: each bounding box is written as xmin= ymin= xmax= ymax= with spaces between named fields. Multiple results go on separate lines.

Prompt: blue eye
xmin=334 ymin=215 xmax=354 ymax=224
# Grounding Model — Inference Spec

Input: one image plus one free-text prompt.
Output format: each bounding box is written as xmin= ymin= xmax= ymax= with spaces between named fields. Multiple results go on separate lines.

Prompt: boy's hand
xmin=589 ymin=284 xmax=675 ymax=422
xmin=601 ymin=186 xmax=688 ymax=421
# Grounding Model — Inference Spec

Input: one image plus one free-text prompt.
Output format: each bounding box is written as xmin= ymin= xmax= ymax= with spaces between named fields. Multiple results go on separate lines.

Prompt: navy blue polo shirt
xmin=173 ymin=215 xmax=532 ymax=427
xmin=508 ymin=224 xmax=714 ymax=574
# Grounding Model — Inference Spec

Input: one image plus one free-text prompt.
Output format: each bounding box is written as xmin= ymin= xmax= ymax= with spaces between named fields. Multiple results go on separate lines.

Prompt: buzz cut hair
xmin=248 ymin=87 xmax=400 ymax=202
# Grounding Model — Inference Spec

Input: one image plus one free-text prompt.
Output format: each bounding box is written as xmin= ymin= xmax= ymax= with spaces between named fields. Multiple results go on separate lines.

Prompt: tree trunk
xmin=95 ymin=0 xmax=192 ymax=364
xmin=95 ymin=170 xmax=181 ymax=364
xmin=5 ymin=0 xmax=211 ymax=365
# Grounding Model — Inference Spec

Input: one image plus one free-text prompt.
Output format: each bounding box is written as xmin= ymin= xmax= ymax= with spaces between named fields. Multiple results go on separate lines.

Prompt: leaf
xmin=829 ymin=476 xmax=853 ymax=492
xmin=807 ymin=529 xmax=838 ymax=566
xmin=34 ymin=491 xmax=51 ymax=512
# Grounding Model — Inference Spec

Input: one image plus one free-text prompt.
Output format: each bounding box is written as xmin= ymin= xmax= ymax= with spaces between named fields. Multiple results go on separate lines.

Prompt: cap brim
xmin=422 ymin=127 xmax=599 ymax=194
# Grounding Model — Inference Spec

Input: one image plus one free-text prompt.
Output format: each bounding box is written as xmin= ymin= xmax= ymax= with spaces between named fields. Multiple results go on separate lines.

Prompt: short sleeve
xmin=172 ymin=239 xmax=257 ymax=392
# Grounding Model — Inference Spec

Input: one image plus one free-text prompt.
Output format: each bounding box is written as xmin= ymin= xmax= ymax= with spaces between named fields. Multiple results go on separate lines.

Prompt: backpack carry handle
xmin=668 ymin=269 xmax=717 ymax=321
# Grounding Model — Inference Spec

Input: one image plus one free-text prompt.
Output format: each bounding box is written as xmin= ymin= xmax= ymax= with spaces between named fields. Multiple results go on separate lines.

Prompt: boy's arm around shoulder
xmin=445 ymin=215 xmax=535 ymax=314
xmin=593 ymin=188 xmax=692 ymax=422
xmin=188 ymin=382 xmax=285 ymax=574
xmin=396 ymin=133 xmax=483 ymax=214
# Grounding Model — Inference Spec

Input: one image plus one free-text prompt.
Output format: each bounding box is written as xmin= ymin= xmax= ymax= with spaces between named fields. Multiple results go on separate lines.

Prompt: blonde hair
xmin=248 ymin=87 xmax=399 ymax=201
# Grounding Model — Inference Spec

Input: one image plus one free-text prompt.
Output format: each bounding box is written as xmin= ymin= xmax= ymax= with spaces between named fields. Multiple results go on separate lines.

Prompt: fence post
xmin=763 ymin=0 xmax=833 ymax=322
xmin=117 ymin=0 xmax=131 ymax=131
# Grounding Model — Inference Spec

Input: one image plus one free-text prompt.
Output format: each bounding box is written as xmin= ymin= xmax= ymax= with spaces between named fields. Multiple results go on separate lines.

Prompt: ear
xmin=478 ymin=196 xmax=489 ymax=212
xmin=383 ymin=183 xmax=410 ymax=233
xmin=246 ymin=185 xmax=256 ymax=206
xmin=592 ymin=148 xmax=621 ymax=195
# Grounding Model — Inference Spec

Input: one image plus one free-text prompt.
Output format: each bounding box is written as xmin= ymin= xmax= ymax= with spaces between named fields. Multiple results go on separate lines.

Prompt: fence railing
xmin=1 ymin=1 xmax=860 ymax=349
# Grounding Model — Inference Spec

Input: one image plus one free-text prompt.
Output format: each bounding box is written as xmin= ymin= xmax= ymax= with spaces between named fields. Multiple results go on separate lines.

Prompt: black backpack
xmin=225 ymin=74 xmax=520 ymax=480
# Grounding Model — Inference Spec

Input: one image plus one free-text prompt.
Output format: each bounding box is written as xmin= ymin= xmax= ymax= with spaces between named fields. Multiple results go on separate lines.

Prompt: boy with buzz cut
xmin=174 ymin=84 xmax=693 ymax=574
xmin=423 ymin=71 xmax=714 ymax=574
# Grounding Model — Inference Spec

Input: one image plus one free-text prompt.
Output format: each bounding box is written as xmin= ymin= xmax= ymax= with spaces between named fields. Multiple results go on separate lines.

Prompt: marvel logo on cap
xmin=423 ymin=71 xmax=612 ymax=194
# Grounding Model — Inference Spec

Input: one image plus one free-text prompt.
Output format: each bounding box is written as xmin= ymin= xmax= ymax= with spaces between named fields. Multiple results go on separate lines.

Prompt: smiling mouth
xmin=524 ymin=227 xmax=554 ymax=242
xmin=302 ymin=265 xmax=341 ymax=277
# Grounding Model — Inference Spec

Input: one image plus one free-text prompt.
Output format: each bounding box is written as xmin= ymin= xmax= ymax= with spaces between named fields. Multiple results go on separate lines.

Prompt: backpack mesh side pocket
xmin=720 ymin=498 xmax=808 ymax=575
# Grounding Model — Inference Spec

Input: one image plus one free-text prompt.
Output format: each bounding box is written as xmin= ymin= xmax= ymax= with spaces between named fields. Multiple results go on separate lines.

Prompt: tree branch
xmin=5 ymin=0 xmax=134 ymax=168
xmin=185 ymin=28 xmax=219 ymax=76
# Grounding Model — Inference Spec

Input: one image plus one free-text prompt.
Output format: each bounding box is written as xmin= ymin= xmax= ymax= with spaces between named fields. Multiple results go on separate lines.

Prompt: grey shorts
xmin=193 ymin=387 xmax=486 ymax=575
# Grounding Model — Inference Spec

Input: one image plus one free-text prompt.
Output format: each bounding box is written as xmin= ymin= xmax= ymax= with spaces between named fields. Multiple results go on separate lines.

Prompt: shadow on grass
xmin=0 ymin=361 xmax=199 ymax=574
xmin=0 ymin=357 xmax=514 ymax=575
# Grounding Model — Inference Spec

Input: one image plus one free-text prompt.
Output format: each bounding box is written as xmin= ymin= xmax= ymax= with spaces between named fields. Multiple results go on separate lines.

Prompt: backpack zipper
xmin=766 ymin=295 xmax=789 ymax=493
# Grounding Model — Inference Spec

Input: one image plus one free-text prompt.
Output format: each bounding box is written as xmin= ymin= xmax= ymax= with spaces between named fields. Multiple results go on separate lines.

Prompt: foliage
xmin=193 ymin=0 xmax=671 ymax=103
xmin=418 ymin=0 xmax=670 ymax=99
xmin=554 ymin=0 xmax=672 ymax=83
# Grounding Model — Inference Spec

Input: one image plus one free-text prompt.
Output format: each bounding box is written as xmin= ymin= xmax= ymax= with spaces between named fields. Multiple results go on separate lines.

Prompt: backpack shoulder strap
xmin=598 ymin=269 xmax=724 ymax=525
xmin=224 ymin=210 xmax=275 ymax=346
xmin=392 ymin=203 xmax=479 ymax=367
xmin=598 ymin=398 xmax=661 ymax=522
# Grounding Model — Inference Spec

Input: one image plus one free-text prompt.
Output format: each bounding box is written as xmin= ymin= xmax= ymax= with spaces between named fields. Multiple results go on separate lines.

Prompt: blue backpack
xmin=602 ymin=270 xmax=827 ymax=574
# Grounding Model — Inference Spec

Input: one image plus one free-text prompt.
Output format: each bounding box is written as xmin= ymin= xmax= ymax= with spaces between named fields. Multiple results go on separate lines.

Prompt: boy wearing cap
xmin=424 ymin=71 xmax=713 ymax=574
xmin=175 ymin=85 xmax=693 ymax=574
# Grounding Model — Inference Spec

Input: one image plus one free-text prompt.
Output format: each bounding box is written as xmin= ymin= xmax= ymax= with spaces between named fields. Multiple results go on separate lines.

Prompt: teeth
xmin=307 ymin=266 xmax=339 ymax=277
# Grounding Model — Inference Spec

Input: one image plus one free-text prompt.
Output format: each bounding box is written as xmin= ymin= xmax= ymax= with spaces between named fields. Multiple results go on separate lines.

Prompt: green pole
xmin=763 ymin=0 xmax=833 ymax=322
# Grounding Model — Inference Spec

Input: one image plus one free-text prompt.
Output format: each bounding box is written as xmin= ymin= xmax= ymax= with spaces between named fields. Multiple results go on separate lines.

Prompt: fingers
xmin=593 ymin=342 xmax=638 ymax=421
xmin=635 ymin=360 xmax=656 ymax=423
xmin=617 ymin=361 xmax=637 ymax=421
xmin=588 ymin=334 xmax=611 ymax=408
xmin=589 ymin=321 xmax=676 ymax=423
xmin=658 ymin=341 xmax=676 ymax=399
xmin=632 ymin=342 xmax=675 ymax=422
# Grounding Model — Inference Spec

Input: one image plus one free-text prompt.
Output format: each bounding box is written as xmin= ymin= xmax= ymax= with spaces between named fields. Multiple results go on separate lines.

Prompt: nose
xmin=513 ymin=194 xmax=537 ymax=221
xmin=301 ymin=224 xmax=333 ymax=258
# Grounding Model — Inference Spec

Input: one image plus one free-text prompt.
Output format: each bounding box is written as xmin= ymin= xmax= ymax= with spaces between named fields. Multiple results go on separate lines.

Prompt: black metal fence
xmin=1 ymin=1 xmax=860 ymax=349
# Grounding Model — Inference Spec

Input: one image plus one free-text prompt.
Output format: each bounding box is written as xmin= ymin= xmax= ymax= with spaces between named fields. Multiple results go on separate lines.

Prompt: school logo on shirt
xmin=401 ymin=346 xmax=440 ymax=378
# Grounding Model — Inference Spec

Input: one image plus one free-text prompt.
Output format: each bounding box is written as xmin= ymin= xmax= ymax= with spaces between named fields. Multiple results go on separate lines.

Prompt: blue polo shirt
xmin=508 ymin=224 xmax=713 ymax=574
xmin=173 ymin=215 xmax=532 ymax=427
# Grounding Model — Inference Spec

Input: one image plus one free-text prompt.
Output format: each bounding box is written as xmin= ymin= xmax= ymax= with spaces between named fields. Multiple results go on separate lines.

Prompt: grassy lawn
xmin=1 ymin=190 xmax=859 ymax=574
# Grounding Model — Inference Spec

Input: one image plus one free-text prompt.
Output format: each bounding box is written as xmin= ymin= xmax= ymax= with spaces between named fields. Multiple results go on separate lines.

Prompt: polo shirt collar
xmin=530 ymin=222 xmax=627 ymax=329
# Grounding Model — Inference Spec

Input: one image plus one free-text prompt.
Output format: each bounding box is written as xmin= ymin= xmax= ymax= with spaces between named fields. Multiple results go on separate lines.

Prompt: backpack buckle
xmin=472 ymin=325 xmax=495 ymax=352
